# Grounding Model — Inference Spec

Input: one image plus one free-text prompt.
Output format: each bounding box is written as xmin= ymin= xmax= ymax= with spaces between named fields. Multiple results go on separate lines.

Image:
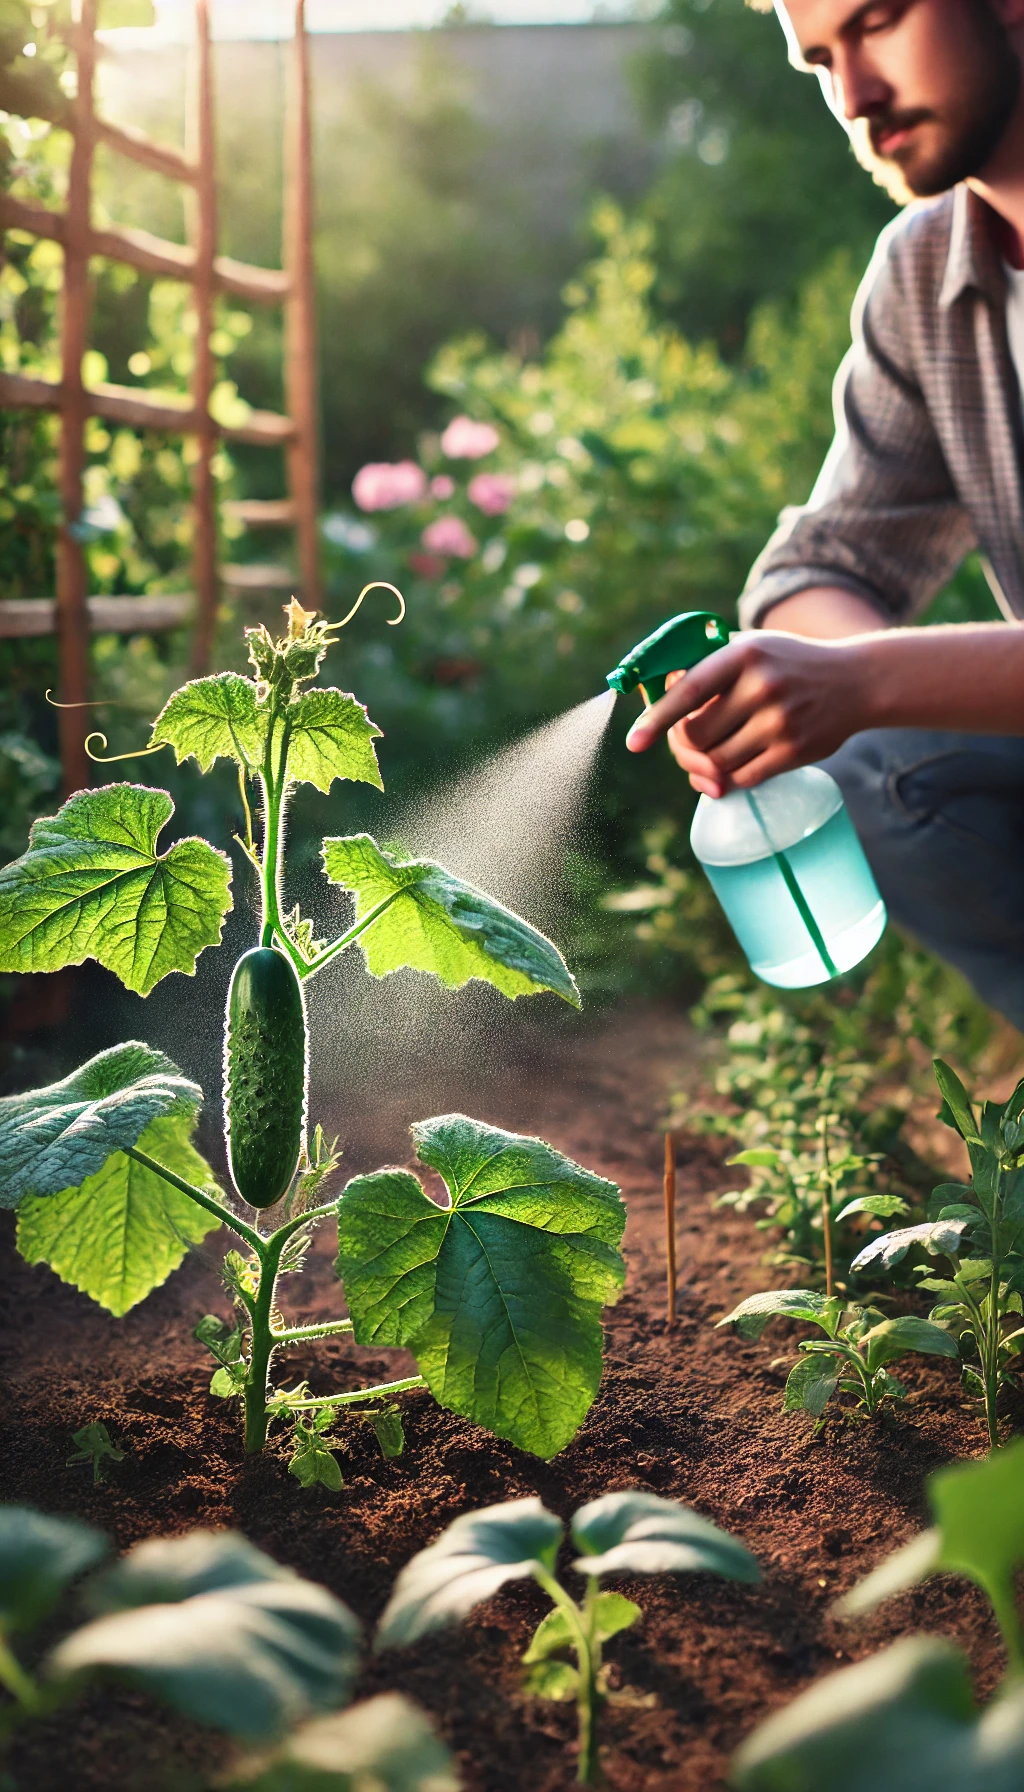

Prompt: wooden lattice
xmin=0 ymin=0 xmax=320 ymax=794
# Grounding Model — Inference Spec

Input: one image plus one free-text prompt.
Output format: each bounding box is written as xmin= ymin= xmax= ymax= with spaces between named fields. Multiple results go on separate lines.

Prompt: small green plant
xmin=0 ymin=604 xmax=624 ymax=1473
xmin=851 ymin=1059 xmax=1024 ymax=1449
xmin=0 ymin=1504 xmax=455 ymax=1789
xmin=717 ymin=1289 xmax=959 ymax=1426
xmin=731 ymin=1442 xmax=1024 ymax=1790
xmin=375 ymin=1490 xmax=759 ymax=1786
xmin=66 ymin=1422 xmax=125 ymax=1485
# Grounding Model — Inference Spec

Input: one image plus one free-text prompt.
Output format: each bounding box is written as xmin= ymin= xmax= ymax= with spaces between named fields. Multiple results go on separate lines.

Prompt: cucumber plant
xmin=0 ymin=1504 xmax=456 ymax=1790
xmin=375 ymin=1490 xmax=759 ymax=1786
xmin=850 ymin=1059 xmax=1024 ymax=1449
xmin=731 ymin=1442 xmax=1024 ymax=1791
xmin=0 ymin=603 xmax=625 ymax=1469
xmin=718 ymin=1289 xmax=959 ymax=1426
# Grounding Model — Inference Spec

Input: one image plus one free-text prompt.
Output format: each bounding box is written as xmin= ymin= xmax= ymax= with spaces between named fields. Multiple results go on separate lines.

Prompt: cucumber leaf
xmin=0 ymin=784 xmax=232 ymax=995
xmin=338 ymin=1114 xmax=625 ymax=1459
xmin=16 ymin=1111 xmax=221 ymax=1316
xmin=88 ymin=1531 xmax=292 ymax=1611
xmin=850 ymin=1219 xmax=969 ymax=1276
xmin=284 ymin=689 xmax=383 ymax=793
xmin=50 ymin=1530 xmax=361 ymax=1740
xmin=717 ymin=1289 xmax=843 ymax=1342
xmin=375 ymin=1498 xmax=563 ymax=1649
xmin=150 ymin=673 xmax=263 ymax=772
xmin=731 ymin=1636 xmax=1010 ymax=1792
xmin=570 ymin=1491 xmax=759 ymax=1582
xmin=0 ymin=1507 xmax=107 ymax=1634
xmin=859 ymin=1316 xmax=960 ymax=1372
xmin=221 ymin=1693 xmax=460 ymax=1792
xmin=934 ymin=1058 xmax=982 ymax=1145
xmin=523 ymin=1592 xmax=641 ymax=1666
xmin=0 ymin=1041 xmax=202 ymax=1209
xmin=834 ymin=1194 xmax=911 ymax=1224
xmin=322 ymin=834 xmax=579 ymax=1006
xmin=783 ymin=1355 xmax=840 ymax=1417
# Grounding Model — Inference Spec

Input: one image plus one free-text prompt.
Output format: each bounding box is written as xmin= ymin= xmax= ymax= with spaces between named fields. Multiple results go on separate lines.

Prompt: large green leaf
xmin=223 ymin=1693 xmax=460 ymax=1791
xmin=729 ymin=1636 xmax=1024 ymax=1792
xmin=338 ymin=1114 xmax=624 ymax=1459
xmin=850 ymin=1218 xmax=969 ymax=1277
xmin=0 ymin=1507 xmax=107 ymax=1635
xmin=0 ymin=784 xmax=232 ymax=995
xmin=87 ymin=1531 xmax=295 ymax=1611
xmin=151 ymin=673 xmax=264 ymax=773
xmin=0 ymin=1042 xmax=202 ymax=1210
xmin=571 ymin=1491 xmax=759 ymax=1583
xmin=50 ymin=1530 xmax=361 ymax=1741
xmin=376 ymin=1498 xmax=562 ymax=1650
xmin=16 ymin=1111 xmax=220 ymax=1315
xmin=321 ymin=835 xmax=579 ymax=1006
xmin=284 ymin=689 xmax=383 ymax=793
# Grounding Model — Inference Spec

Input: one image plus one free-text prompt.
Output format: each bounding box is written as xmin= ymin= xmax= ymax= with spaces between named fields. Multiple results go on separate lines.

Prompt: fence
xmin=0 ymin=0 xmax=319 ymax=793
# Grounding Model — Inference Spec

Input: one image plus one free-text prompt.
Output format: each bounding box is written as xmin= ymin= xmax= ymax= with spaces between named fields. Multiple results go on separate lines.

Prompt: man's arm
xmin=626 ymin=622 xmax=1024 ymax=798
xmin=759 ymin=586 xmax=889 ymax=638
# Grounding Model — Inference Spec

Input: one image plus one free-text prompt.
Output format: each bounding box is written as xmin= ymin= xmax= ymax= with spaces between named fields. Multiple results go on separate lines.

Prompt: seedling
xmin=0 ymin=1504 xmax=455 ymax=1789
xmin=731 ymin=1441 xmax=1024 ymax=1790
xmin=66 ymin=1421 xmax=125 ymax=1485
xmin=375 ymin=1489 xmax=759 ymax=1785
xmin=718 ymin=1289 xmax=958 ymax=1426
xmin=0 ymin=605 xmax=625 ymax=1471
xmin=851 ymin=1059 xmax=1024 ymax=1448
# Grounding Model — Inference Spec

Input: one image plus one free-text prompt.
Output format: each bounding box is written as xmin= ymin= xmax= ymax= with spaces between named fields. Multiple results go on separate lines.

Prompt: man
xmin=626 ymin=0 xmax=1024 ymax=1025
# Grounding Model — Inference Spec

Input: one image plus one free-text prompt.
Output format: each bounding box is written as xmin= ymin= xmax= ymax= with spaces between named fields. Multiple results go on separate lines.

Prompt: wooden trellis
xmin=0 ymin=0 xmax=320 ymax=794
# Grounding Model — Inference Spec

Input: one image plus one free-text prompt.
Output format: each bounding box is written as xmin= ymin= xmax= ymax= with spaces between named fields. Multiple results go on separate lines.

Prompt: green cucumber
xmin=224 ymin=946 xmax=307 ymax=1209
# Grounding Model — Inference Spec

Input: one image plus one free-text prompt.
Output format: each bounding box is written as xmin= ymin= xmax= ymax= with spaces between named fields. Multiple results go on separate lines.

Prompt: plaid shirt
xmin=738 ymin=184 xmax=1024 ymax=629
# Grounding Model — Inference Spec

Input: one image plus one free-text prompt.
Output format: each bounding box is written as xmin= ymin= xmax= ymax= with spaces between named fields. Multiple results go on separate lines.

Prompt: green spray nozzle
xmin=606 ymin=611 xmax=731 ymax=705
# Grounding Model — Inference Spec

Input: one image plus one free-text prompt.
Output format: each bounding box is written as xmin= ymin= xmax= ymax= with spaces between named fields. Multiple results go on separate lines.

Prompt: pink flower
xmin=422 ymin=515 xmax=478 ymax=559
xmin=467 ymin=471 xmax=515 ymax=517
xmin=430 ymin=474 xmax=456 ymax=500
xmin=352 ymin=460 xmax=427 ymax=512
xmin=440 ymin=415 xmax=500 ymax=460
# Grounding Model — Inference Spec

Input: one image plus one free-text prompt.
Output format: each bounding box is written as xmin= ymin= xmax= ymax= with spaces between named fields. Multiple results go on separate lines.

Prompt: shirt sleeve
xmin=738 ymin=219 xmax=977 ymax=630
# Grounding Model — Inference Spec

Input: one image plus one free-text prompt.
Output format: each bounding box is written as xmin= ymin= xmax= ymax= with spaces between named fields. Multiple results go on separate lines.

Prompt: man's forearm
xmin=855 ymin=623 xmax=1024 ymax=735
xmin=760 ymin=586 xmax=890 ymax=639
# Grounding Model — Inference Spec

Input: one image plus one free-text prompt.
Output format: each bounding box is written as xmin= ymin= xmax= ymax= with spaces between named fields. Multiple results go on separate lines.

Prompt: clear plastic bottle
xmin=689 ymin=766 xmax=886 ymax=988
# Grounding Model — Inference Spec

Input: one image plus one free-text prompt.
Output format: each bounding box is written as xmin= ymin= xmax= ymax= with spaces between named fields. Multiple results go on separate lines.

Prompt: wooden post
xmin=284 ymin=0 xmax=320 ymax=609
xmin=56 ymin=0 xmax=98 ymax=796
xmin=663 ymin=1130 xmax=677 ymax=1325
xmin=187 ymin=0 xmax=219 ymax=675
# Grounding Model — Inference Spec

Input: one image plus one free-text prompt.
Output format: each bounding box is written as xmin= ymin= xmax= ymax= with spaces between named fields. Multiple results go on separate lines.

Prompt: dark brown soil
xmin=0 ymin=997 xmax=1010 ymax=1791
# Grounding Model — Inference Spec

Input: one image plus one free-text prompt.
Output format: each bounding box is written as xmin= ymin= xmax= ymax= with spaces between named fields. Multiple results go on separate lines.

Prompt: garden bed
xmin=0 ymin=997 xmax=1006 ymax=1791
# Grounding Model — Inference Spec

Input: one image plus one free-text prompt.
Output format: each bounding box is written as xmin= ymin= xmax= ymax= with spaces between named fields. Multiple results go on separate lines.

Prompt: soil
xmin=0 ymin=995 xmax=1011 ymax=1792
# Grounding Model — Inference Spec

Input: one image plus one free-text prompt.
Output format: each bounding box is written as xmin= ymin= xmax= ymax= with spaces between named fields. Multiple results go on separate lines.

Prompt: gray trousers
xmin=822 ymin=730 xmax=1024 ymax=1031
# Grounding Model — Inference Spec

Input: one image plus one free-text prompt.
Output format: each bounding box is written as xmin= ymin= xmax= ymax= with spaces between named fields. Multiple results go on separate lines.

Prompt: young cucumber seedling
xmin=375 ymin=1490 xmax=759 ymax=1786
xmin=0 ymin=602 xmax=625 ymax=1472
xmin=718 ymin=1288 xmax=959 ymax=1426
xmin=849 ymin=1058 xmax=1024 ymax=1449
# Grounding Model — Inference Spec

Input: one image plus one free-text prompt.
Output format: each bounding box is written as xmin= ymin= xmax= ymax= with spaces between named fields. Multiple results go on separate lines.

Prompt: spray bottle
xmin=606 ymin=612 xmax=886 ymax=989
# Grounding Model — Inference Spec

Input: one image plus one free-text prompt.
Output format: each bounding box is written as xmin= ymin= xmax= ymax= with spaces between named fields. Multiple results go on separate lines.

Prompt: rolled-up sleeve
xmin=738 ymin=220 xmax=976 ymax=630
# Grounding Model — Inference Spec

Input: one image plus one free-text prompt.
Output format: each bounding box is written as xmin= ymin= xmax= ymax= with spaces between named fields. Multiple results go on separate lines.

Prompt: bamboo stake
xmin=55 ymin=0 xmax=98 ymax=796
xmin=664 ymin=1130 xmax=677 ymax=1325
xmin=187 ymin=0 xmax=219 ymax=675
xmin=284 ymin=0 xmax=320 ymax=609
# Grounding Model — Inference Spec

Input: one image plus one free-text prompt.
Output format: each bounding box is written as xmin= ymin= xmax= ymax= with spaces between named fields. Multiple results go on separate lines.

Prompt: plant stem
xmin=243 ymin=1229 xmax=288 ymax=1452
xmin=124 ymin=1148 xmax=265 ymax=1257
xmin=820 ymin=1107 xmax=835 ymax=1299
xmin=985 ymin=1258 xmax=1002 ymax=1451
xmin=535 ymin=1570 xmax=599 ymax=1786
xmin=283 ymin=1375 xmax=427 ymax=1412
xmin=297 ymin=889 xmax=404 ymax=981
xmin=0 ymin=1638 xmax=41 ymax=1711
xmin=271 ymin=1319 xmax=354 ymax=1344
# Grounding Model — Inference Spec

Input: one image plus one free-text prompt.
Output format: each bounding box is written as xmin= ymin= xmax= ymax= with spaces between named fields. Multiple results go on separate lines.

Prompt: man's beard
xmin=848 ymin=31 xmax=1019 ymax=204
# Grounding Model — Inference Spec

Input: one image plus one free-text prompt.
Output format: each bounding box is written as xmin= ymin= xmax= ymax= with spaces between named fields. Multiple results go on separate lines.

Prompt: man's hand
xmin=625 ymin=631 xmax=875 ymax=797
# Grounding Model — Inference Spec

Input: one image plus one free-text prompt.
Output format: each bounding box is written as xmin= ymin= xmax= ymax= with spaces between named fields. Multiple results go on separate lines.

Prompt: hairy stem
xmin=819 ymin=1107 xmax=835 ymax=1300
xmin=124 ymin=1148 xmax=264 ymax=1257
xmin=297 ymin=889 xmax=404 ymax=982
xmin=244 ymin=1232 xmax=289 ymax=1452
xmin=282 ymin=1375 xmax=427 ymax=1412
xmin=271 ymin=1319 xmax=354 ymax=1344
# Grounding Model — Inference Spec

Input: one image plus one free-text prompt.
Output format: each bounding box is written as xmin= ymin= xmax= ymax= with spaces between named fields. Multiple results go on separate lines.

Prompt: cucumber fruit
xmin=224 ymin=945 xmax=307 ymax=1208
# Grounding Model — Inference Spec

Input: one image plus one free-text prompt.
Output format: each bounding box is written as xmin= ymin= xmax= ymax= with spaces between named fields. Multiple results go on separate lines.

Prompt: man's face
xmin=780 ymin=0 xmax=1020 ymax=200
